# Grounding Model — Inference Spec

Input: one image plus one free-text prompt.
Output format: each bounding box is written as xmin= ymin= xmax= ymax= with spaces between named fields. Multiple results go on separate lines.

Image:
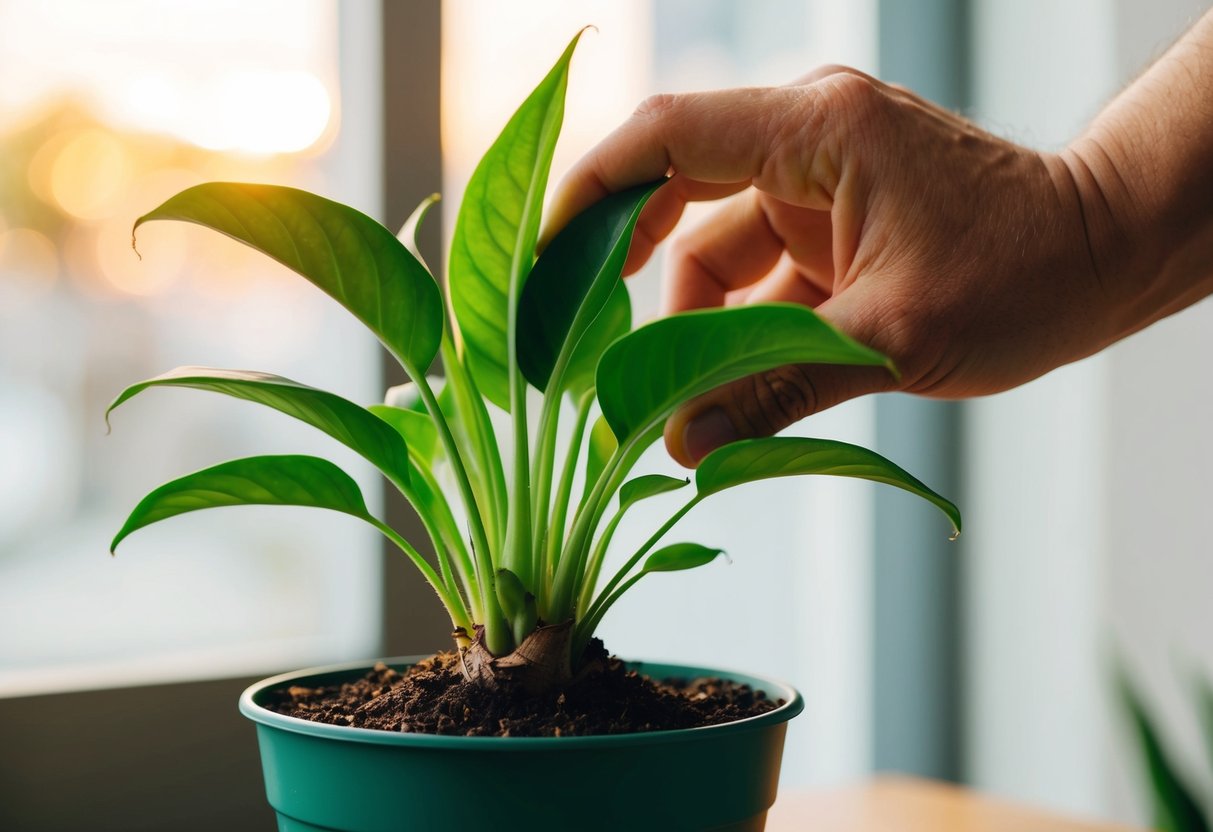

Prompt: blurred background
xmin=1 ymin=0 xmax=1210 ymax=829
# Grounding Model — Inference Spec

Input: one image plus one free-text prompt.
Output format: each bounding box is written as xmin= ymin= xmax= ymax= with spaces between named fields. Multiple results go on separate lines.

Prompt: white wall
xmin=966 ymin=0 xmax=1213 ymax=823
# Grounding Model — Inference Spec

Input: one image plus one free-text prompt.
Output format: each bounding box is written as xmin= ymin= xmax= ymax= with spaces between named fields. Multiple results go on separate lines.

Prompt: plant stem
xmin=582 ymin=495 xmax=701 ymax=629
xmin=576 ymin=506 xmax=624 ymax=618
xmin=441 ymin=336 xmax=507 ymax=553
xmin=410 ymin=458 xmax=483 ymax=621
xmin=371 ymin=517 xmax=473 ymax=635
xmin=546 ymin=389 xmax=594 ymax=584
xmin=412 ymin=372 xmax=510 ymax=654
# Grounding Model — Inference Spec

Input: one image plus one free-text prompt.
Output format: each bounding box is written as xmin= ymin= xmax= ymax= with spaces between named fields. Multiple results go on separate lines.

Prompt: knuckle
xmin=744 ymin=365 xmax=818 ymax=432
xmin=814 ymin=71 xmax=884 ymax=123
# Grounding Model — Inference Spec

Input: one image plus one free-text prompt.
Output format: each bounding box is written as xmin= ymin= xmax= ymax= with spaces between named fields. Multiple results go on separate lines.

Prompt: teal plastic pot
xmin=240 ymin=656 xmax=803 ymax=832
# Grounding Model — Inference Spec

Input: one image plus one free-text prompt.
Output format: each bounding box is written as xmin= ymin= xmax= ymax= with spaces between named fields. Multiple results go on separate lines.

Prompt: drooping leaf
xmin=517 ymin=179 xmax=664 ymax=395
xmin=107 ymin=367 xmax=410 ymax=484
xmin=618 ymin=474 xmax=688 ymax=509
xmin=695 ymin=437 xmax=961 ymax=537
xmin=642 ymin=543 xmax=725 ymax=574
xmin=448 ymin=31 xmax=585 ymax=409
xmin=596 ymin=303 xmax=893 ymax=446
xmin=134 ymin=183 xmax=444 ymax=374
xmin=1119 ymin=675 xmax=1212 ymax=832
xmin=369 ymin=404 xmax=439 ymax=466
xmin=111 ymin=455 xmax=373 ymax=552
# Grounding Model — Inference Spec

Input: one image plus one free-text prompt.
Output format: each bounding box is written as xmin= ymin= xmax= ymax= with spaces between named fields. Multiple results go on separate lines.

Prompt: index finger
xmin=543 ymin=85 xmax=822 ymax=244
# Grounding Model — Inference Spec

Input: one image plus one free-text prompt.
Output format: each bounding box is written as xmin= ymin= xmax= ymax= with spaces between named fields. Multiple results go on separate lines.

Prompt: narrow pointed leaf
xmin=1119 ymin=675 xmax=1212 ymax=832
xmin=112 ymin=455 xmax=372 ymax=552
xmin=399 ymin=193 xmax=440 ymax=272
xmin=134 ymin=183 xmax=443 ymax=374
xmin=108 ymin=367 xmax=410 ymax=484
xmin=517 ymin=179 xmax=664 ymax=395
xmin=596 ymin=303 xmax=893 ymax=446
xmin=696 ymin=437 xmax=961 ymax=536
xmin=642 ymin=543 xmax=725 ymax=574
xmin=369 ymin=404 xmax=439 ymax=466
xmin=449 ymin=31 xmax=584 ymax=409
xmin=619 ymin=474 xmax=688 ymax=509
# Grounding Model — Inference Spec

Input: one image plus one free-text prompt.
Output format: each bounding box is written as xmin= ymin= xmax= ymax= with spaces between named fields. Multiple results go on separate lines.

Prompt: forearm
xmin=1064 ymin=8 xmax=1213 ymax=340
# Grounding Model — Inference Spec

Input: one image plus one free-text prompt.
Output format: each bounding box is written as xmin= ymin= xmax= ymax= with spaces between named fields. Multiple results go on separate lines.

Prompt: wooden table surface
xmin=766 ymin=777 xmax=1146 ymax=831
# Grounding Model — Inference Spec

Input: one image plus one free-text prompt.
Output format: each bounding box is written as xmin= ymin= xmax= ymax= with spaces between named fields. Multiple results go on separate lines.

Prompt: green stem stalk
xmin=371 ymin=517 xmax=473 ymax=635
xmin=412 ymin=371 xmax=509 ymax=654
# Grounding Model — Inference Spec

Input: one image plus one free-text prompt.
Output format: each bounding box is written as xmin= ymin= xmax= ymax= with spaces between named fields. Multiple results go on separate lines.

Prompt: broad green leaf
xmin=563 ymin=282 xmax=630 ymax=399
xmin=134 ymin=183 xmax=443 ymax=374
xmin=112 ymin=455 xmax=372 ymax=552
xmin=582 ymin=413 xmax=617 ymax=504
xmin=369 ymin=404 xmax=439 ymax=466
xmin=517 ymin=179 xmax=664 ymax=395
xmin=448 ymin=31 xmax=584 ymax=410
xmin=108 ymin=367 xmax=410 ymax=484
xmin=642 ymin=543 xmax=725 ymax=574
xmin=596 ymin=303 xmax=893 ymax=446
xmin=1119 ymin=675 xmax=1212 ymax=832
xmin=696 ymin=437 xmax=961 ymax=537
xmin=619 ymin=474 xmax=688 ymax=509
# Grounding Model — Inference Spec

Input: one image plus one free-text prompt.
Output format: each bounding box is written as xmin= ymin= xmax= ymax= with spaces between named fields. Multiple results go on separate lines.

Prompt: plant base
xmin=241 ymin=656 xmax=804 ymax=832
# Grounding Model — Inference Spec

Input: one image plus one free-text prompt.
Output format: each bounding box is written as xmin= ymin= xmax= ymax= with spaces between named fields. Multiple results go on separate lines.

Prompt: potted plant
xmin=108 ymin=32 xmax=960 ymax=831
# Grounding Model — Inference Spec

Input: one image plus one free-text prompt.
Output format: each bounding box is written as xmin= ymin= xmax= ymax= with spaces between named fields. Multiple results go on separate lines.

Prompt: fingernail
xmin=683 ymin=407 xmax=738 ymax=463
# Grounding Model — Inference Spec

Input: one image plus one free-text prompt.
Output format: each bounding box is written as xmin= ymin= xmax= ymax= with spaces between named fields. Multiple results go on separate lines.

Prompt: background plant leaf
xmin=595 ymin=303 xmax=893 ymax=446
xmin=642 ymin=543 xmax=725 ymax=574
xmin=695 ymin=437 xmax=961 ymax=536
xmin=448 ymin=32 xmax=584 ymax=409
xmin=108 ymin=367 xmax=410 ymax=484
xmin=517 ymin=179 xmax=664 ymax=395
xmin=134 ymin=182 xmax=443 ymax=374
xmin=1118 ymin=674 xmax=1212 ymax=832
xmin=111 ymin=455 xmax=373 ymax=552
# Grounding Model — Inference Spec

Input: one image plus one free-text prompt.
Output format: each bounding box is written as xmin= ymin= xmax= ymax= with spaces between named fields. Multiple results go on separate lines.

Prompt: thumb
xmin=663 ymin=295 xmax=899 ymax=467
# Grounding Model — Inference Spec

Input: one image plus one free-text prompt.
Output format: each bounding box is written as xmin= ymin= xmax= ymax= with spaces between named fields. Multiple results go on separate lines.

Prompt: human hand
xmin=544 ymin=67 xmax=1135 ymax=467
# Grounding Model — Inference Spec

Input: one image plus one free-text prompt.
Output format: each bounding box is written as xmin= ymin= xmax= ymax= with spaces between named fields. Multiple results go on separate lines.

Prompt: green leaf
xmin=696 ymin=437 xmax=961 ymax=537
xmin=108 ymin=367 xmax=410 ymax=485
xmin=448 ymin=31 xmax=585 ymax=409
xmin=495 ymin=568 xmax=530 ymax=620
xmin=399 ymin=193 xmax=440 ymax=272
xmin=517 ymin=179 xmax=664 ymax=395
xmin=112 ymin=455 xmax=372 ymax=552
xmin=368 ymin=404 xmax=439 ymax=466
xmin=582 ymin=413 xmax=617 ymax=504
xmin=642 ymin=543 xmax=725 ymax=574
xmin=619 ymin=474 xmax=688 ymax=509
xmin=596 ymin=303 xmax=893 ymax=446
xmin=134 ymin=183 xmax=443 ymax=374
xmin=1119 ymin=675 xmax=1212 ymax=832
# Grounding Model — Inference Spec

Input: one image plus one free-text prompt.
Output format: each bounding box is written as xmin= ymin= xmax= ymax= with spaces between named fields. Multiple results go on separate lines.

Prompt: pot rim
xmin=240 ymin=654 xmax=804 ymax=751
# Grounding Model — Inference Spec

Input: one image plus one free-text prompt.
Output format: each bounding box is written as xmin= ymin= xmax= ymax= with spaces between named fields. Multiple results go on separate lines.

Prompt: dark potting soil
xmin=267 ymin=650 xmax=782 ymax=737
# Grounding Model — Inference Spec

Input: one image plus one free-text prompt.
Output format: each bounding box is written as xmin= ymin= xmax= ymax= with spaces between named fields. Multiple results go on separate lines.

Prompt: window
xmin=0 ymin=0 xmax=382 ymax=696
